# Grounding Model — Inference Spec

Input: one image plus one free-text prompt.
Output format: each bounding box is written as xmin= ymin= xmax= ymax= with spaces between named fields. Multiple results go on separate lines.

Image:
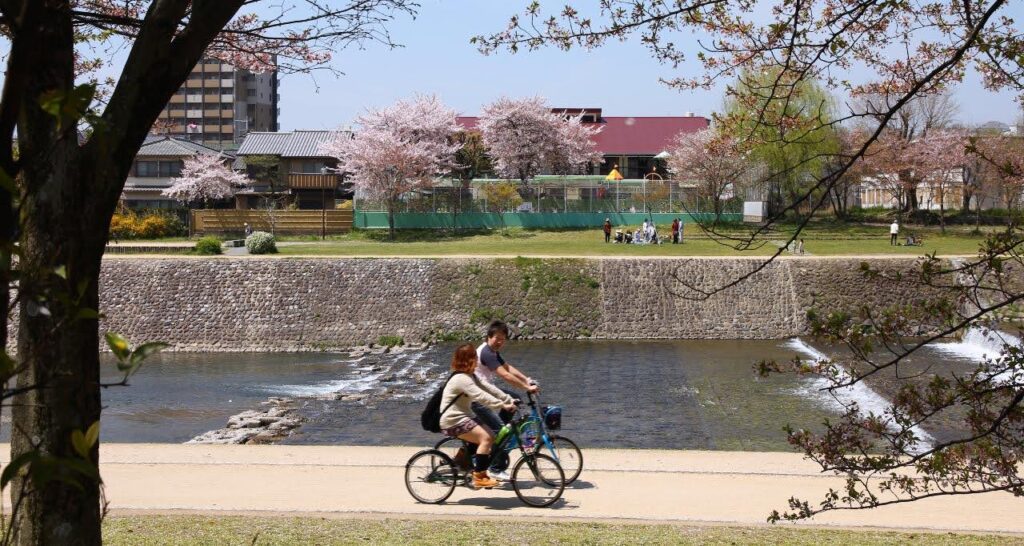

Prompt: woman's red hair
xmin=451 ymin=344 xmax=478 ymax=373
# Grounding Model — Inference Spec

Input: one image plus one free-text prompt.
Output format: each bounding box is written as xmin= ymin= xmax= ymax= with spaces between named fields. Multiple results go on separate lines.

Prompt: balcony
xmin=287 ymin=173 xmax=341 ymax=190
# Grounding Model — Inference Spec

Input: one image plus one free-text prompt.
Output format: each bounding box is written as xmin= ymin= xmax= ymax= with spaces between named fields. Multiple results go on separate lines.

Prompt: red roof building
xmin=456 ymin=108 xmax=710 ymax=179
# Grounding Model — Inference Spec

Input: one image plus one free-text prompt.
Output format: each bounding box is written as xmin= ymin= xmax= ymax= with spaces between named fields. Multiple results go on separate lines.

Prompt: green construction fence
xmin=353 ymin=212 xmax=742 ymax=230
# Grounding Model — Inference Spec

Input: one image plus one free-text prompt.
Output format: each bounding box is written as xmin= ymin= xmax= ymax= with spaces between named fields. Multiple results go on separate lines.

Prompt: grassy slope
xmin=103 ymin=516 xmax=1021 ymax=545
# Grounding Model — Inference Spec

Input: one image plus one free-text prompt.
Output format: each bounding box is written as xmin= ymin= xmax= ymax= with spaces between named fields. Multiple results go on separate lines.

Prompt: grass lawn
xmin=115 ymin=222 xmax=993 ymax=257
xmin=103 ymin=515 xmax=1021 ymax=545
xmin=269 ymin=225 xmax=987 ymax=257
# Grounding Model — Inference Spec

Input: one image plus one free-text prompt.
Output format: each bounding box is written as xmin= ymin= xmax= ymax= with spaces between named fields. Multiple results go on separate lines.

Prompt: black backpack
xmin=420 ymin=373 xmax=464 ymax=433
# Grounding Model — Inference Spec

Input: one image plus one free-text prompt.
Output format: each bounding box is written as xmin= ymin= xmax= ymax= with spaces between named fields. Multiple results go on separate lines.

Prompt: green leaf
xmin=53 ymin=265 xmax=67 ymax=280
xmin=105 ymin=332 xmax=131 ymax=362
xmin=0 ymin=351 xmax=15 ymax=381
xmin=71 ymin=430 xmax=88 ymax=460
xmin=1 ymin=451 xmax=37 ymax=491
xmin=76 ymin=307 xmax=99 ymax=320
xmin=0 ymin=168 xmax=15 ymax=194
xmin=84 ymin=421 xmax=100 ymax=453
xmin=129 ymin=342 xmax=169 ymax=367
xmin=38 ymin=83 xmax=97 ymax=132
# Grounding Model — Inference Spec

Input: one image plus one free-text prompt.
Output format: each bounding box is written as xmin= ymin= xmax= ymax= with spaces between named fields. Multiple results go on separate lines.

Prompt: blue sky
xmin=1 ymin=1 xmax=1019 ymax=128
xmin=278 ymin=0 xmax=1023 ymax=130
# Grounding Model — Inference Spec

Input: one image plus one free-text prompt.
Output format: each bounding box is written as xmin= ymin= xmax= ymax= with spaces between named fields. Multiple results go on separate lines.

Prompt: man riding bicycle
xmin=473 ymin=320 xmax=539 ymax=481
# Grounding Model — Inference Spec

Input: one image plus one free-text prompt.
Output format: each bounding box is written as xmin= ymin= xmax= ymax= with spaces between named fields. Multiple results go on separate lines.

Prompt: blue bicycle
xmin=435 ymin=389 xmax=583 ymax=484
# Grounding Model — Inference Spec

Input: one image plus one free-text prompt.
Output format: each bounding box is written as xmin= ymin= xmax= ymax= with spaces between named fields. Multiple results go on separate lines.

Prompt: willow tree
xmin=0 ymin=1 xmax=416 ymax=542
xmin=720 ymin=70 xmax=840 ymax=217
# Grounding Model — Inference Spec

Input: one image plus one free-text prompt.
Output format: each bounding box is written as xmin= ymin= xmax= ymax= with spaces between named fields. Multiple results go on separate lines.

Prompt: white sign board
xmin=743 ymin=201 xmax=766 ymax=223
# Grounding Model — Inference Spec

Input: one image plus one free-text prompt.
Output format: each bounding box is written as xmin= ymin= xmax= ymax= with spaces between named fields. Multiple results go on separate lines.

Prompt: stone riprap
xmin=5 ymin=256 xmax=958 ymax=351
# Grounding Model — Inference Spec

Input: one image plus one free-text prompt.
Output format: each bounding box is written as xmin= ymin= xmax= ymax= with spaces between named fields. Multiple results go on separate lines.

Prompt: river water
xmin=69 ymin=335 xmax=1005 ymax=450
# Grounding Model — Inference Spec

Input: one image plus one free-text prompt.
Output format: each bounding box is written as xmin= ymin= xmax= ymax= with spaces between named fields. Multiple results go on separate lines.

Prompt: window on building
xmin=159 ymin=161 xmax=182 ymax=177
xmin=247 ymin=88 xmax=256 ymax=97
xmin=135 ymin=161 xmax=157 ymax=177
xmin=135 ymin=160 xmax=183 ymax=177
xmin=299 ymin=161 xmax=324 ymax=174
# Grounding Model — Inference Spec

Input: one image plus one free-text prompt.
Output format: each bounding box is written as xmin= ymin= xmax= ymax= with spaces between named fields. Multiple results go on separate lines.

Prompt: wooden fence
xmin=191 ymin=210 xmax=353 ymax=235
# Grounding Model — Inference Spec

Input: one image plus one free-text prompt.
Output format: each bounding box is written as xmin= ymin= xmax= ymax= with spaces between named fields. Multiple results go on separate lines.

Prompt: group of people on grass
xmin=889 ymin=220 xmax=923 ymax=246
xmin=438 ymin=320 xmax=539 ymax=489
xmin=602 ymin=218 xmax=685 ymax=245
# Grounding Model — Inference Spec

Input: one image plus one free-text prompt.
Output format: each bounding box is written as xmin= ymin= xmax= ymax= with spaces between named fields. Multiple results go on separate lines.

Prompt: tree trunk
xmin=2 ymin=2 xmax=245 ymax=543
xmin=387 ymin=200 xmax=396 ymax=241
xmin=5 ymin=4 xmax=104 ymax=542
xmin=13 ymin=192 xmax=105 ymax=543
xmin=939 ymin=197 xmax=946 ymax=234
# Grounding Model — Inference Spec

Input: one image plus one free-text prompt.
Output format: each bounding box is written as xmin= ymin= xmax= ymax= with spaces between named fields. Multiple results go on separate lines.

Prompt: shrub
xmin=109 ymin=210 xmax=186 ymax=240
xmin=377 ymin=335 xmax=404 ymax=347
xmin=194 ymin=236 xmax=222 ymax=255
xmin=245 ymin=231 xmax=277 ymax=254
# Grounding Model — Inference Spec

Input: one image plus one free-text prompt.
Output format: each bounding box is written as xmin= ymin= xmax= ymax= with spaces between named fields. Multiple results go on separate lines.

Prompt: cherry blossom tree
xmin=861 ymin=131 xmax=930 ymax=212
xmin=968 ymin=135 xmax=1024 ymax=217
xmin=548 ymin=113 xmax=604 ymax=175
xmin=320 ymin=95 xmax=461 ymax=240
xmin=913 ymin=130 xmax=969 ymax=232
xmin=478 ymin=96 xmax=601 ymax=186
xmin=477 ymin=0 xmax=1024 ymax=521
xmin=665 ymin=129 xmax=749 ymax=222
xmin=162 ymin=153 xmax=249 ymax=207
xmin=0 ymin=1 xmax=418 ymax=541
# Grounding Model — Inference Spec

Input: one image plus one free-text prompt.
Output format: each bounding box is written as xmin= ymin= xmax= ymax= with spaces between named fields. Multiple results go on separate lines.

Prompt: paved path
xmin=8 ymin=444 xmax=1022 ymax=533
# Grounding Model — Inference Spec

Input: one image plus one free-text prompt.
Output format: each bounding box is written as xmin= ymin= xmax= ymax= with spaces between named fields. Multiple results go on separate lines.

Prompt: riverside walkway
xmin=11 ymin=444 xmax=1022 ymax=533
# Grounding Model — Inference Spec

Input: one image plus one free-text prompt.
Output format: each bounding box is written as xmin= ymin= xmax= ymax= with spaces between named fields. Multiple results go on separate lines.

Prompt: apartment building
xmin=152 ymin=57 xmax=279 ymax=150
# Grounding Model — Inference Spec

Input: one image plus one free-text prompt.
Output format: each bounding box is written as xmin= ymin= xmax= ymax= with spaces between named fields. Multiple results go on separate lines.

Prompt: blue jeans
xmin=471 ymin=386 xmax=521 ymax=471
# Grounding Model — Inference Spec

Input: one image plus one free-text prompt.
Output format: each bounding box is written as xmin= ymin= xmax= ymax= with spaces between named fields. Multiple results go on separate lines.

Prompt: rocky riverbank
xmin=187 ymin=343 xmax=443 ymax=444
xmin=187 ymin=397 xmax=303 ymax=445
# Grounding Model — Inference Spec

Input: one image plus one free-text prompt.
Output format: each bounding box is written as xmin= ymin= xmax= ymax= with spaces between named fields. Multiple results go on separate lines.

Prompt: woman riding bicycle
xmin=439 ymin=344 xmax=517 ymax=490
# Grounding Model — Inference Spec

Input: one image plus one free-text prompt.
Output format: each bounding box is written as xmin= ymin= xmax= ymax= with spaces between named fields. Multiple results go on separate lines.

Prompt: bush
xmin=194 ymin=236 xmax=222 ymax=255
xmin=377 ymin=335 xmax=404 ymax=347
xmin=109 ymin=210 xmax=186 ymax=240
xmin=245 ymin=231 xmax=277 ymax=254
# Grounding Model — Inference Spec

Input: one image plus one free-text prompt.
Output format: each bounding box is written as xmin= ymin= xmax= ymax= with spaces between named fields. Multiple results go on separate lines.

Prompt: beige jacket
xmin=439 ymin=372 xmax=515 ymax=430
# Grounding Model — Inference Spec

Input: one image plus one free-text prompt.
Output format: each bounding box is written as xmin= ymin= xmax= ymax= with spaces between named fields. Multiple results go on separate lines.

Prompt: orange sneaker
xmin=472 ymin=471 xmax=498 ymax=489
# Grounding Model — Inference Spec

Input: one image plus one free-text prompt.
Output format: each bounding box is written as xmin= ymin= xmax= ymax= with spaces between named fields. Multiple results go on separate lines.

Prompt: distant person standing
xmin=797 ymin=238 xmax=805 ymax=254
xmin=890 ymin=220 xmax=899 ymax=246
xmin=678 ymin=220 xmax=684 ymax=244
xmin=671 ymin=218 xmax=680 ymax=244
xmin=603 ymin=218 xmax=612 ymax=243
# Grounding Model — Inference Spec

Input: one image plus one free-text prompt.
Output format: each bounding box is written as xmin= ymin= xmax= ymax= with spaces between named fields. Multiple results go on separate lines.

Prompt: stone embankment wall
xmin=6 ymin=256 xmax=956 ymax=351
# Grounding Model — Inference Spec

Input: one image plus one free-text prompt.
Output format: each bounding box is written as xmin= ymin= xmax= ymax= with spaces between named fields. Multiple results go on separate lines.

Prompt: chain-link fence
xmin=354 ymin=176 xmax=743 ymax=216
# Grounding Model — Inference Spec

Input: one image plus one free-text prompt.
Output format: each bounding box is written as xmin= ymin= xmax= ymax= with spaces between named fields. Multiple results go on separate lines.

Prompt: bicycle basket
xmin=543 ymin=405 xmax=562 ymax=430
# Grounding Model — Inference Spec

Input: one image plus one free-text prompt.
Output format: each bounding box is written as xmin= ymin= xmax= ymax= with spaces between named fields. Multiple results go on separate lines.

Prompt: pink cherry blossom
xmin=318 ymin=95 xmax=461 ymax=238
xmin=162 ymin=153 xmax=249 ymax=203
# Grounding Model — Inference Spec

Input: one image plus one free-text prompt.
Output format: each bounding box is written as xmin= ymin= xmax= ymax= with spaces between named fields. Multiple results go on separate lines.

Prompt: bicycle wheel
xmin=511 ymin=453 xmax=565 ymax=508
xmin=404 ymin=449 xmax=458 ymax=504
xmin=535 ymin=435 xmax=583 ymax=484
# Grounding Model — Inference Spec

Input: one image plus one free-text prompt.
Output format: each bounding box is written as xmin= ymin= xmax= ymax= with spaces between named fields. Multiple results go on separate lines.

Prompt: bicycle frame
xmin=524 ymin=391 xmax=559 ymax=458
